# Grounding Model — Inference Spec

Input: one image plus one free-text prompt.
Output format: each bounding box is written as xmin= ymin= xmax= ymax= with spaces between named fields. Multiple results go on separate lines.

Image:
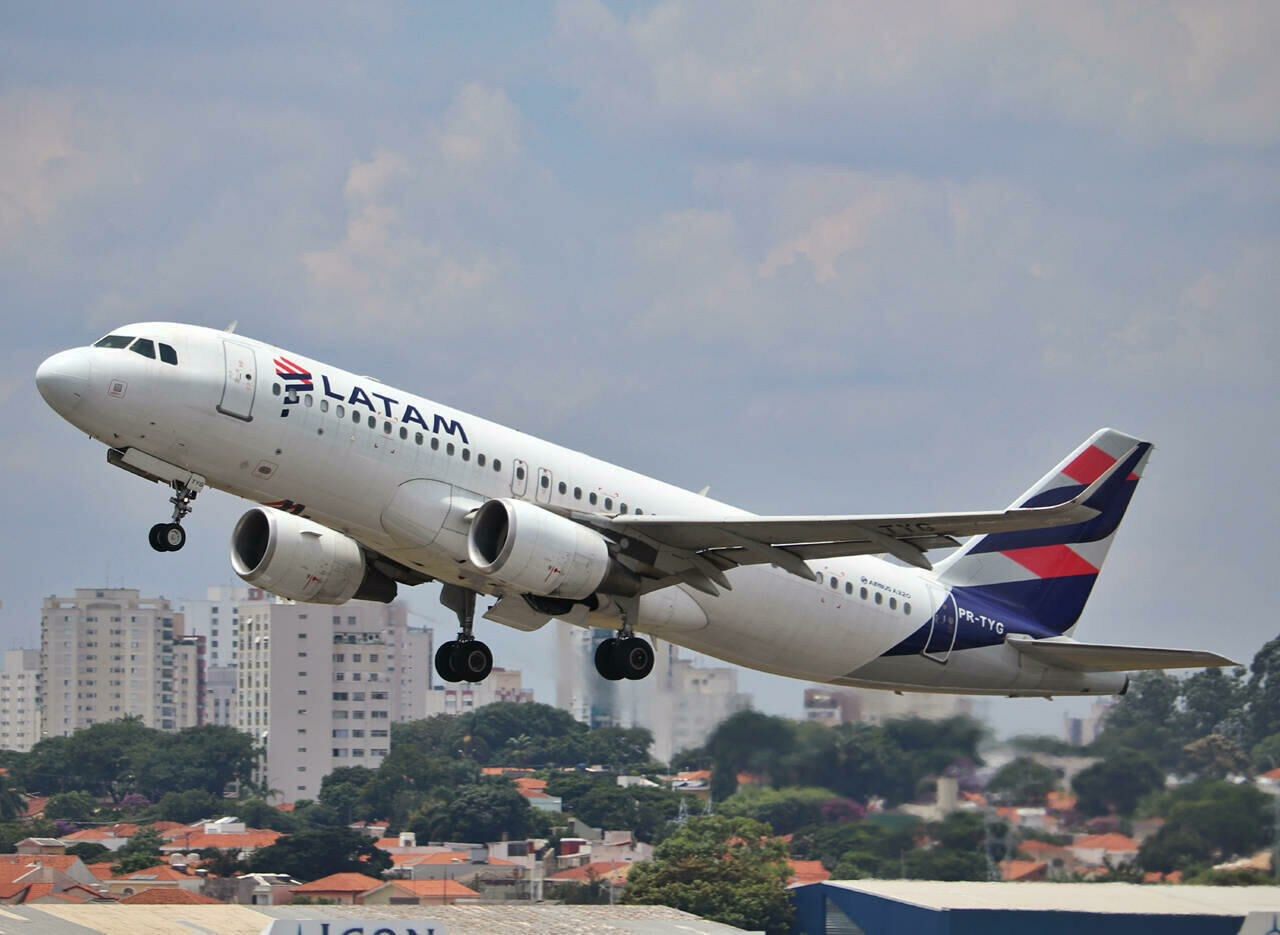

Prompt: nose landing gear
xmin=148 ymin=478 xmax=201 ymax=552
xmin=434 ymin=583 xmax=494 ymax=683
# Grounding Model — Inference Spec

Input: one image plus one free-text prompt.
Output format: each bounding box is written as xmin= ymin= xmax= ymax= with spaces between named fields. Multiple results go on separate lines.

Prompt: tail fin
xmin=933 ymin=428 xmax=1152 ymax=636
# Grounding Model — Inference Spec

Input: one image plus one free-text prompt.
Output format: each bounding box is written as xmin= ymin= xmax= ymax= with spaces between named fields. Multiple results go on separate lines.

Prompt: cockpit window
xmin=129 ymin=338 xmax=156 ymax=359
xmin=95 ymin=335 xmax=135 ymax=349
xmin=158 ymin=343 xmax=177 ymax=365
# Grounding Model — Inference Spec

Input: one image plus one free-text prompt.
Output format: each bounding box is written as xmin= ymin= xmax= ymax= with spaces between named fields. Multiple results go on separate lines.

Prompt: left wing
xmin=595 ymin=445 xmax=1137 ymax=593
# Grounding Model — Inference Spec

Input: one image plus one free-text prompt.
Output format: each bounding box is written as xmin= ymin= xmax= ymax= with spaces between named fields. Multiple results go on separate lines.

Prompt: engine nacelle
xmin=468 ymin=498 xmax=638 ymax=600
xmin=230 ymin=507 xmax=396 ymax=604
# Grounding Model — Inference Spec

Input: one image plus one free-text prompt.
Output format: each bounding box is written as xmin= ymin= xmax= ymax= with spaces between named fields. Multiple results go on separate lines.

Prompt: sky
xmin=3 ymin=1 xmax=1278 ymax=739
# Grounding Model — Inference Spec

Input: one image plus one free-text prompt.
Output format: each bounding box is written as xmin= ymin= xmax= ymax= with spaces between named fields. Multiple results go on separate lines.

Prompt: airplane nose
xmin=36 ymin=349 xmax=90 ymax=414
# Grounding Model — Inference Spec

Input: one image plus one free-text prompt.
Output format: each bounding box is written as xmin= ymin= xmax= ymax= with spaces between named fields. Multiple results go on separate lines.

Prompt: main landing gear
xmin=593 ymin=596 xmax=655 ymax=681
xmin=434 ymin=583 xmax=494 ymax=683
xmin=148 ymin=478 xmax=200 ymax=552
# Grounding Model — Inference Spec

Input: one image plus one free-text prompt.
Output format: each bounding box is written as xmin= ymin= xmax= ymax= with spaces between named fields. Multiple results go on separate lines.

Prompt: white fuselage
xmin=38 ymin=323 xmax=1127 ymax=697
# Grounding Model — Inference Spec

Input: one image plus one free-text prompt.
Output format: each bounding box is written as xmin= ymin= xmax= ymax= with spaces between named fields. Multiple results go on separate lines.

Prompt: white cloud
xmin=555 ymin=0 xmax=1280 ymax=145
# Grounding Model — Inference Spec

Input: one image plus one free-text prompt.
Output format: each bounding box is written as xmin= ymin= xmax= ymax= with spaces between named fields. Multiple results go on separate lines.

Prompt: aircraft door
xmin=535 ymin=467 xmax=553 ymax=504
xmin=922 ymin=583 xmax=959 ymax=664
xmin=511 ymin=459 xmax=529 ymax=497
xmin=217 ymin=340 xmax=257 ymax=422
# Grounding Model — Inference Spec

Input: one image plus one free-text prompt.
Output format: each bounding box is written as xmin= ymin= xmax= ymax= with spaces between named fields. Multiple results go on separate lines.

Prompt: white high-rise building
xmin=181 ymin=585 xmax=282 ymax=669
xmin=801 ymin=684 xmax=979 ymax=726
xmin=206 ymin=664 xmax=237 ymax=727
xmin=235 ymin=599 xmax=413 ymax=801
xmin=0 ymin=650 xmax=42 ymax=752
xmin=394 ymin=625 xmax=434 ymax=723
xmin=554 ymin=621 xmax=751 ymax=764
xmin=424 ymin=667 xmax=533 ymax=718
xmin=40 ymin=588 xmax=204 ymax=736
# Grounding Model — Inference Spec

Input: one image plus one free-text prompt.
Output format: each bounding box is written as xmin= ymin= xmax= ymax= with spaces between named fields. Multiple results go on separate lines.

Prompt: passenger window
xmin=860 ymin=587 xmax=868 ymax=599
xmin=904 ymin=602 xmax=911 ymax=615
xmin=493 ymin=459 xmax=501 ymax=471
xmin=845 ymin=582 xmax=853 ymax=595
xmin=874 ymin=592 xmax=883 ymax=605
xmin=574 ymin=487 xmax=582 ymax=500
xmin=558 ymin=481 xmax=567 ymax=495
xmin=382 ymin=420 xmax=390 ymax=434
xmin=336 ymin=404 xmax=345 ymax=418
xmin=415 ymin=432 xmax=423 ymax=445
xmin=589 ymin=492 xmax=598 ymax=505
xmin=446 ymin=443 xmax=455 ymax=456
xmin=320 ymin=399 xmax=329 ymax=412
xmin=94 ymin=334 xmax=135 ymax=349
xmin=352 ymin=411 xmax=360 ymax=424
xmin=158 ymin=343 xmax=178 ymax=365
xmin=540 ymin=474 xmax=549 ymax=488
xmin=462 ymin=449 xmax=470 ymax=461
xmin=889 ymin=597 xmax=897 ymax=610
xmin=516 ymin=466 xmax=525 ymax=480
xmin=830 ymin=577 xmax=838 ymax=589
xmin=304 ymin=395 xmax=313 ymax=408
xmin=129 ymin=338 xmax=156 ymax=359
xmin=635 ymin=508 xmax=643 ymax=515
xmin=604 ymin=497 xmax=613 ymax=510
xmin=620 ymin=503 xmax=627 ymax=513
xmin=478 ymin=454 xmax=486 ymax=467
xmin=272 ymin=383 xmax=281 ymax=396
xmin=431 ymin=438 xmax=439 ymax=451
xmin=399 ymin=427 xmax=407 ymax=440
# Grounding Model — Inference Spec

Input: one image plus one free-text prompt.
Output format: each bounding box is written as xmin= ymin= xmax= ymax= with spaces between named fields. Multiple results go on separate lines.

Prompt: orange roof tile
xmin=1046 ymin=791 xmax=1077 ymax=810
xmin=385 ymin=879 xmax=481 ymax=898
xmin=788 ymin=860 xmax=831 ymax=885
xmin=1002 ymin=860 xmax=1048 ymax=881
xmin=119 ymin=888 xmax=223 ymax=904
xmin=21 ymin=882 xmax=55 ymax=902
xmin=1017 ymin=839 xmax=1067 ymax=853
xmin=23 ymin=797 xmax=48 ymax=818
xmin=0 ymin=855 xmax=81 ymax=873
xmin=86 ymin=863 xmax=115 ymax=880
xmin=374 ymin=838 xmax=403 ymax=849
xmin=1072 ymin=833 xmax=1138 ymax=851
xmin=514 ymin=777 xmax=547 ymax=791
xmin=160 ymin=830 xmax=283 ymax=850
xmin=1262 ymin=767 xmax=1280 ymax=781
xmin=673 ymin=770 xmax=710 ymax=782
xmin=291 ymin=872 xmax=383 ymax=893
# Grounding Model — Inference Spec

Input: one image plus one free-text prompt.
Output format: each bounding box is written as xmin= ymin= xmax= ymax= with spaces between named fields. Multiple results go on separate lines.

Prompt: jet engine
xmin=230 ymin=507 xmax=396 ymax=604
xmin=468 ymin=498 xmax=639 ymax=600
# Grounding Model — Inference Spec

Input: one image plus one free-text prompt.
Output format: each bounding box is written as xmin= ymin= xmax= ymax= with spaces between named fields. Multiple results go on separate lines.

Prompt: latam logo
xmin=275 ymin=357 xmax=314 ymax=417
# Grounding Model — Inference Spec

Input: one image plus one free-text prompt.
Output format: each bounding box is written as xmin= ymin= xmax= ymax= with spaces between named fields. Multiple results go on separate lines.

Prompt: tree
xmin=149 ymin=789 xmax=224 ymax=824
xmin=1092 ymin=672 xmax=1185 ymax=769
xmin=0 ymin=787 xmax=26 ymax=822
xmin=1072 ymin=749 xmax=1164 ymax=816
xmin=45 ymin=790 xmax=98 ymax=823
xmin=705 ymin=711 xmax=796 ymax=800
xmin=1246 ymin=634 xmax=1280 ymax=745
xmin=1250 ymin=731 xmax=1280 ymax=772
xmin=623 ymin=816 xmax=794 ymax=935
xmin=66 ymin=842 xmax=110 ymax=863
xmin=111 ymin=825 xmax=166 ymax=874
xmin=408 ymin=781 xmax=536 ymax=843
xmin=1138 ymin=780 xmax=1273 ymax=873
xmin=1179 ymin=734 xmax=1250 ymax=779
xmin=791 ymin=819 xmax=918 ymax=877
xmin=1180 ymin=667 xmax=1247 ymax=740
xmin=985 ymin=757 xmax=1059 ymax=805
xmin=246 ymin=828 xmax=391 ymax=882
xmin=718 ymin=786 xmax=838 ymax=836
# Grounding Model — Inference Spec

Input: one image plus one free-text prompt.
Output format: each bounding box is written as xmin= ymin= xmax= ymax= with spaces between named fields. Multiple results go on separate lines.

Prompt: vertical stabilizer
xmin=933 ymin=428 xmax=1152 ymax=636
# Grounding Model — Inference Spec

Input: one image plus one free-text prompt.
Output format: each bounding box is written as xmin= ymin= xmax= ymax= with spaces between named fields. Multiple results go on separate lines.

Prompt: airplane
xmin=36 ymin=323 xmax=1235 ymax=696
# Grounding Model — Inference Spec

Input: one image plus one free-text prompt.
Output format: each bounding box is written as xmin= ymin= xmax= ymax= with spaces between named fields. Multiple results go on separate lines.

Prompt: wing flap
xmin=1007 ymin=636 xmax=1237 ymax=671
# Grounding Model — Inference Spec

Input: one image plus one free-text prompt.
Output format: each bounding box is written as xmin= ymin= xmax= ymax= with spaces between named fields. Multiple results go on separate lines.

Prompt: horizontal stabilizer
xmin=1007 ymin=635 xmax=1236 ymax=672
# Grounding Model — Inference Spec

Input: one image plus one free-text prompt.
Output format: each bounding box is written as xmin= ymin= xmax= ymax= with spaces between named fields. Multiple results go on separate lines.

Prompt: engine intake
xmin=468 ymin=498 xmax=638 ymax=600
xmin=230 ymin=507 xmax=396 ymax=604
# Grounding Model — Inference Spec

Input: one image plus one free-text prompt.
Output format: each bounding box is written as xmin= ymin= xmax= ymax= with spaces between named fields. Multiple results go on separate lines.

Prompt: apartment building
xmin=423 ymin=666 xmax=533 ymax=718
xmin=0 ymin=650 xmax=41 ymax=752
xmin=40 ymin=589 xmax=204 ymax=736
xmin=234 ymin=599 xmax=423 ymax=801
xmin=802 ymin=684 xmax=979 ymax=726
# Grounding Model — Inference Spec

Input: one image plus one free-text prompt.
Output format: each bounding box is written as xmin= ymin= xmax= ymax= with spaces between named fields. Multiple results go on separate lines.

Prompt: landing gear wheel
xmin=161 ymin=523 xmax=186 ymax=551
xmin=435 ymin=640 xmax=463 ymax=682
xmin=453 ymin=641 xmax=493 ymax=682
xmin=148 ymin=524 xmax=169 ymax=552
xmin=595 ymin=637 xmax=624 ymax=681
xmin=618 ymin=636 xmax=655 ymax=680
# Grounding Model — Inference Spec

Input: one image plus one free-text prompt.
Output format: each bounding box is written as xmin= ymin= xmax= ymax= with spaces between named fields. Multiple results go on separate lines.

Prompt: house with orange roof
xmin=0 ymin=858 xmax=109 ymax=904
xmin=119 ymin=887 xmax=223 ymax=905
xmin=290 ymin=872 xmax=384 ymax=905
xmin=85 ymin=863 xmax=115 ymax=881
xmin=544 ymin=860 xmax=632 ymax=894
xmin=106 ymin=863 xmax=203 ymax=899
xmin=392 ymin=850 xmax=521 ymax=887
xmin=1000 ymin=859 xmax=1048 ymax=882
xmin=22 ymin=796 xmax=48 ymax=819
xmin=160 ymin=826 xmax=283 ymax=857
xmin=1069 ymin=832 xmax=1139 ymax=867
xmin=788 ymin=860 xmax=831 ymax=885
xmin=0 ymin=853 xmax=101 ymax=890
xmin=362 ymin=878 xmax=482 ymax=905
